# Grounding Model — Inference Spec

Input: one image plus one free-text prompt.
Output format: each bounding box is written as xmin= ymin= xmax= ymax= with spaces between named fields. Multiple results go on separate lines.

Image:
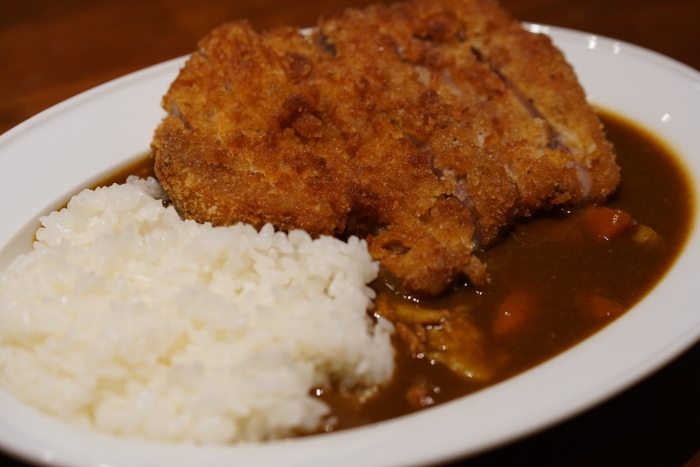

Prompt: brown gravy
xmin=100 ymin=111 xmax=694 ymax=434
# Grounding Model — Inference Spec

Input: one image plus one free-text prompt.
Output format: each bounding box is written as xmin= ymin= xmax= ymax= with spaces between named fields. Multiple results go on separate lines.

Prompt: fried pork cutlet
xmin=152 ymin=0 xmax=620 ymax=297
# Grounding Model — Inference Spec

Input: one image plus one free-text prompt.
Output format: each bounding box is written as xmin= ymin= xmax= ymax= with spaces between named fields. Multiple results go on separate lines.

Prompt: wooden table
xmin=1 ymin=1 xmax=699 ymax=465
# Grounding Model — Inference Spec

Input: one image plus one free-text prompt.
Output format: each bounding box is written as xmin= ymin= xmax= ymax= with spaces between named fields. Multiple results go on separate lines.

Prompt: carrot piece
xmin=586 ymin=294 xmax=626 ymax=320
xmin=582 ymin=206 xmax=635 ymax=240
xmin=493 ymin=291 xmax=535 ymax=338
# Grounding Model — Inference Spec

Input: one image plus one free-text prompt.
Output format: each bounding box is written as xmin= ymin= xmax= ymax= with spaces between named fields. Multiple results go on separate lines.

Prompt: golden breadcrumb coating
xmin=152 ymin=0 xmax=619 ymax=296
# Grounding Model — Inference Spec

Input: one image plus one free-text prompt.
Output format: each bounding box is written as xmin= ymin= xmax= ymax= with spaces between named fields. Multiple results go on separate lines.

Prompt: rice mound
xmin=0 ymin=177 xmax=394 ymax=444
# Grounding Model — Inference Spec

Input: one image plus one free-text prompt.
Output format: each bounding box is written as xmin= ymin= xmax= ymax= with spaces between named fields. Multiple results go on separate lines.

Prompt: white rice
xmin=0 ymin=177 xmax=394 ymax=444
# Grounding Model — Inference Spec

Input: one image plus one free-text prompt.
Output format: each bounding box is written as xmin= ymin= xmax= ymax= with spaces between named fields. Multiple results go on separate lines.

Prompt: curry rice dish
xmin=152 ymin=0 xmax=620 ymax=297
xmin=0 ymin=0 xmax=690 ymax=445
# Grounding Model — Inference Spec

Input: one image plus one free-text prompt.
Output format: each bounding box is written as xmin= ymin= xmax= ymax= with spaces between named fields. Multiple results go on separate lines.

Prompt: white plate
xmin=0 ymin=25 xmax=699 ymax=467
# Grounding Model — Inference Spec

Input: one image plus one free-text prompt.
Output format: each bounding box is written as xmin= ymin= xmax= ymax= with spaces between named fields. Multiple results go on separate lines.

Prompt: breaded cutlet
xmin=152 ymin=0 xmax=620 ymax=296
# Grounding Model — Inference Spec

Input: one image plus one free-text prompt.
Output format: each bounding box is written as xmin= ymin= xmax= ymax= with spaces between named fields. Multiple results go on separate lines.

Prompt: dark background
xmin=1 ymin=1 xmax=699 ymax=466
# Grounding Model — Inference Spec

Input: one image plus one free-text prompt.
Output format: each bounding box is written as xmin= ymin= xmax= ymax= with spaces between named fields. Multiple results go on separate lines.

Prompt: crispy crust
xmin=152 ymin=0 xmax=619 ymax=296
